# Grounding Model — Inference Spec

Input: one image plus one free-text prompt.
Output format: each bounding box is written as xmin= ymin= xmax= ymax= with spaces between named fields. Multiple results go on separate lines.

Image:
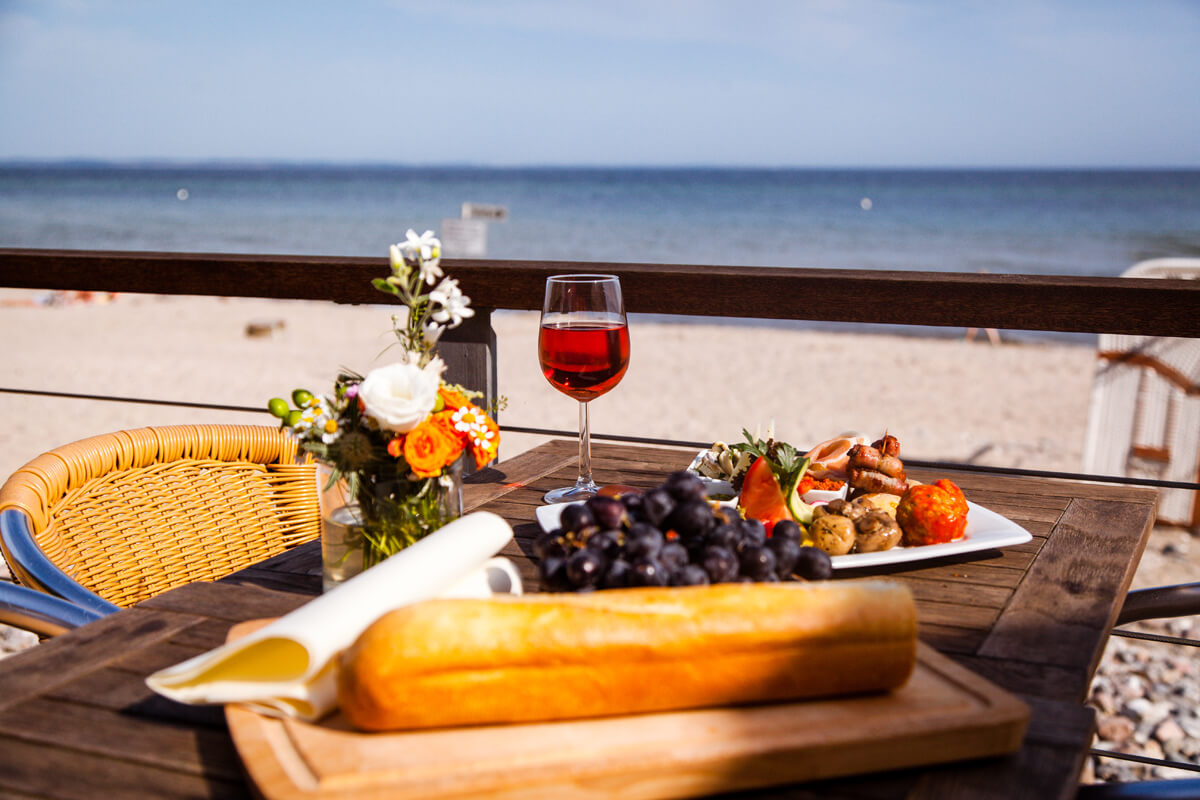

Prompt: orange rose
xmin=402 ymin=419 xmax=461 ymax=478
xmin=429 ymin=410 xmax=467 ymax=446
xmin=438 ymin=386 xmax=471 ymax=412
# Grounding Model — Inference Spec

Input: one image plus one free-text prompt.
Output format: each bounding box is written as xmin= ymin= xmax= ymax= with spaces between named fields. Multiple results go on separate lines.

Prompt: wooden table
xmin=0 ymin=440 xmax=1157 ymax=799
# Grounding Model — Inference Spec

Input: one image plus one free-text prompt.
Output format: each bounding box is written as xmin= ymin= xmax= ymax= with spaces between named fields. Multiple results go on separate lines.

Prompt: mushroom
xmin=824 ymin=498 xmax=868 ymax=522
xmin=810 ymin=514 xmax=856 ymax=556
xmin=854 ymin=510 xmax=902 ymax=553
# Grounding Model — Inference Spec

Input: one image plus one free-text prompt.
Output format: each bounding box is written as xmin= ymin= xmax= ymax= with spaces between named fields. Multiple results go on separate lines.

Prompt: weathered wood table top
xmin=0 ymin=440 xmax=1157 ymax=799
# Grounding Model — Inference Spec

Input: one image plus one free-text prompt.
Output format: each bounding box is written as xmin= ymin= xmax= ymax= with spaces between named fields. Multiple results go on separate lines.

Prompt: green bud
xmin=267 ymin=397 xmax=290 ymax=419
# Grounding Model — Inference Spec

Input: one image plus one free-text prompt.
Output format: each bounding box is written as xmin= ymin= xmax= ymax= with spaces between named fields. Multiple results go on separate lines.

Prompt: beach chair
xmin=1082 ymin=258 xmax=1200 ymax=529
xmin=0 ymin=424 xmax=320 ymax=623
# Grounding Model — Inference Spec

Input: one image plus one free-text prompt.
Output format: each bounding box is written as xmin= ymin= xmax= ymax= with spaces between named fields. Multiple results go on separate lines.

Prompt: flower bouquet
xmin=268 ymin=230 xmax=500 ymax=585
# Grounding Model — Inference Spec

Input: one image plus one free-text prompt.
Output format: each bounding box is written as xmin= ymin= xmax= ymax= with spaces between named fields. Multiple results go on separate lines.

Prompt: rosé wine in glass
xmin=539 ymin=275 xmax=629 ymax=503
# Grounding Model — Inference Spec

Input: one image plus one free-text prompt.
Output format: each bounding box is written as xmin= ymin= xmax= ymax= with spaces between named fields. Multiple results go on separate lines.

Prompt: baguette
xmin=338 ymin=580 xmax=916 ymax=731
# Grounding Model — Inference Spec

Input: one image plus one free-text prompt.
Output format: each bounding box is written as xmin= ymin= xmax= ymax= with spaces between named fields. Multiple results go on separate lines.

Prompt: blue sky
xmin=1 ymin=0 xmax=1198 ymax=167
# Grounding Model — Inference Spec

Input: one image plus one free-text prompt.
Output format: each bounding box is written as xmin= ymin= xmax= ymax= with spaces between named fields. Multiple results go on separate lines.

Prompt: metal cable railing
xmin=3 ymin=385 xmax=1198 ymax=494
xmin=1089 ymin=748 xmax=1200 ymax=775
xmin=1110 ymin=629 xmax=1197 ymax=647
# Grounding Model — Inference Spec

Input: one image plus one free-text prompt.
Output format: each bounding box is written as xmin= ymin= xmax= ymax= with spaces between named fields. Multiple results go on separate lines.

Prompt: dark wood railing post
xmin=437 ymin=307 xmax=498 ymax=418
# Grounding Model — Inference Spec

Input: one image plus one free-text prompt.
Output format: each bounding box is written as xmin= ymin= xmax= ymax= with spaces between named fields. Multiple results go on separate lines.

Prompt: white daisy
xmin=430 ymin=278 xmax=474 ymax=327
xmin=320 ymin=417 xmax=341 ymax=444
xmin=452 ymin=405 xmax=493 ymax=449
xmin=397 ymin=229 xmax=443 ymax=285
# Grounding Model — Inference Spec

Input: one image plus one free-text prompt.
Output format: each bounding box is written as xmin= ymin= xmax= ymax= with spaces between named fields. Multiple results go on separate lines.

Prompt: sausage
xmin=872 ymin=435 xmax=901 ymax=458
xmin=848 ymin=445 xmax=907 ymax=480
xmin=877 ymin=455 xmax=906 ymax=479
xmin=847 ymin=444 xmax=876 ymax=469
xmin=849 ymin=467 xmax=909 ymax=496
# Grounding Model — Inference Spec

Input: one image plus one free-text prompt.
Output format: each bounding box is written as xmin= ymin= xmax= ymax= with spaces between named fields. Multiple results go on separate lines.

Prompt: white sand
xmin=0 ymin=290 xmax=1098 ymax=483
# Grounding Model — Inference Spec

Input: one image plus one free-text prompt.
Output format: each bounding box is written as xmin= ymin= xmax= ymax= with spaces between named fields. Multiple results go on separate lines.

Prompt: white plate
xmin=828 ymin=500 xmax=1031 ymax=569
xmin=534 ymin=499 xmax=1031 ymax=571
xmin=684 ymin=450 xmax=737 ymax=496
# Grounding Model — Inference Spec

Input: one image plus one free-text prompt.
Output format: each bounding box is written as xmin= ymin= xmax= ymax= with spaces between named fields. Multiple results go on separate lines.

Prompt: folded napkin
xmin=146 ymin=511 xmax=521 ymax=721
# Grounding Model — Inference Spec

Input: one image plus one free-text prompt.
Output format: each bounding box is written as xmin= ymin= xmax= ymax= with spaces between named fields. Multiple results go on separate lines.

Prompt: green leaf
xmin=735 ymin=432 xmax=811 ymax=488
xmin=774 ymin=442 xmax=801 ymax=473
xmin=739 ymin=428 xmax=770 ymax=459
xmin=323 ymin=467 xmax=342 ymax=491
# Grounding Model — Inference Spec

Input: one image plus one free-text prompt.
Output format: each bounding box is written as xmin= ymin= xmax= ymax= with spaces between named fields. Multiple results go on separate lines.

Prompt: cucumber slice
xmin=787 ymin=486 xmax=815 ymax=525
xmin=782 ymin=457 xmax=815 ymax=525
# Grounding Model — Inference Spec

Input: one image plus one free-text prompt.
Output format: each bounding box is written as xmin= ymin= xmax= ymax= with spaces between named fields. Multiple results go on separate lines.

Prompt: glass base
xmin=321 ymin=504 xmax=364 ymax=592
xmin=543 ymin=479 xmax=598 ymax=504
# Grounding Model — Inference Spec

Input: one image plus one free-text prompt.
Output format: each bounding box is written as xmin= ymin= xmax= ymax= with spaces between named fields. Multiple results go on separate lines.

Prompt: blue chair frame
xmin=0 ymin=507 xmax=120 ymax=618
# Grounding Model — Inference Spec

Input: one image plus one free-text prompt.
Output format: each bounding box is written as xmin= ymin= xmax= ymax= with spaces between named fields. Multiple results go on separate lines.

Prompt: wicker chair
xmin=0 ymin=425 xmax=320 ymax=622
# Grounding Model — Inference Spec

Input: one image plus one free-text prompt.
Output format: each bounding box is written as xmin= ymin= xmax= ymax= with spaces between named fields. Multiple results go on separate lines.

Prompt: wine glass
xmin=538 ymin=274 xmax=630 ymax=503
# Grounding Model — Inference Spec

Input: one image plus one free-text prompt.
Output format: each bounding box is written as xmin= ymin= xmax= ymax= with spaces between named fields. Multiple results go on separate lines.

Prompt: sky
xmin=1 ymin=0 xmax=1198 ymax=168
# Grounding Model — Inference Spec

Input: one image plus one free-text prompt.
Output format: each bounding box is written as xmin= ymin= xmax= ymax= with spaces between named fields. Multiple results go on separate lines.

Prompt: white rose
xmin=358 ymin=359 xmax=443 ymax=433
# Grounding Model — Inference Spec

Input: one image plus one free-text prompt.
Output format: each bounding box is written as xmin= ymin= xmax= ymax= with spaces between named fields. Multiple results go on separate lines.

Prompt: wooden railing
xmin=2 ymin=248 xmax=1197 ymax=334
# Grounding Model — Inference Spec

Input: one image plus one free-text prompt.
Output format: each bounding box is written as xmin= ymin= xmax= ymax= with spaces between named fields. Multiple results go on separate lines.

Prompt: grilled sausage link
xmin=872 ymin=435 xmax=901 ymax=458
xmin=848 ymin=445 xmax=906 ymax=480
xmin=849 ymin=467 xmax=909 ymax=496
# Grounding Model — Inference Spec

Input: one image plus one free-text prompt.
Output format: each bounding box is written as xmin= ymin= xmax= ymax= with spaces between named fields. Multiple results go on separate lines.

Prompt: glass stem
xmin=577 ymin=400 xmax=593 ymax=488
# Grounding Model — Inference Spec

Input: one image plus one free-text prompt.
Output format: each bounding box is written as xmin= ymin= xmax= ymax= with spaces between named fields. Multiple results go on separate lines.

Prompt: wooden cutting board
xmin=225 ymin=620 xmax=1029 ymax=800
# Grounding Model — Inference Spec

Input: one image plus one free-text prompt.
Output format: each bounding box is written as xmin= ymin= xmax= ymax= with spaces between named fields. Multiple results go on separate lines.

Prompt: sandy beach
xmin=1 ymin=289 xmax=1101 ymax=478
xmin=1 ymin=288 xmax=1197 ymax=780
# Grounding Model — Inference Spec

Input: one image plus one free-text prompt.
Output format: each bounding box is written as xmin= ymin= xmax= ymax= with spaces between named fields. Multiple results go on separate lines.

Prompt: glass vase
xmin=318 ymin=454 xmax=465 ymax=592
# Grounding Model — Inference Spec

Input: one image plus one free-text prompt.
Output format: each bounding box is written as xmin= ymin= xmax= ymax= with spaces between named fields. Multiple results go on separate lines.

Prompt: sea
xmin=2 ymin=164 xmax=1199 ymax=341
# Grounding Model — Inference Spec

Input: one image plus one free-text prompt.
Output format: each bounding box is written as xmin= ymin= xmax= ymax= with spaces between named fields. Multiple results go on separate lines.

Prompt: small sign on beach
xmin=441 ymin=218 xmax=488 ymax=257
xmin=461 ymin=202 xmax=508 ymax=221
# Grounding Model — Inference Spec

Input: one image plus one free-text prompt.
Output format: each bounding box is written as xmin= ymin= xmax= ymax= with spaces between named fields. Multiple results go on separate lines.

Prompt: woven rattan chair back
xmin=0 ymin=425 xmax=319 ymax=608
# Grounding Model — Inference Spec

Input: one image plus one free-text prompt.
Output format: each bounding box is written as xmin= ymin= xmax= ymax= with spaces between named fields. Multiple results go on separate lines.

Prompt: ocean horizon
xmin=3 ymin=162 xmax=1198 ymax=343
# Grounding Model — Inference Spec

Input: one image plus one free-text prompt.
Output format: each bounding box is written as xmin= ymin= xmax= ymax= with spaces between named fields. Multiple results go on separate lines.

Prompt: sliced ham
xmin=805 ymin=434 xmax=870 ymax=479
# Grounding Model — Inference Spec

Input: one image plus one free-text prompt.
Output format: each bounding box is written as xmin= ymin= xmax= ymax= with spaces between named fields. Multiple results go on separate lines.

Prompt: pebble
xmin=0 ymin=622 xmax=38 ymax=659
xmin=1157 ymin=718 xmax=1185 ymax=743
xmin=1097 ymin=714 xmax=1135 ymax=744
xmin=1086 ymin=634 xmax=1200 ymax=783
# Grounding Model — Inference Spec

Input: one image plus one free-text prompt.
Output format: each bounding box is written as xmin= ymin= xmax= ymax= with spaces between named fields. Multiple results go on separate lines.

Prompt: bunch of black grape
xmin=535 ymin=470 xmax=834 ymax=592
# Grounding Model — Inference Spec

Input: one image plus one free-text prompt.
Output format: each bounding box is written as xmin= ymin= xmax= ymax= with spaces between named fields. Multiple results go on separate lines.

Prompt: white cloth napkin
xmin=145 ymin=511 xmax=521 ymax=721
